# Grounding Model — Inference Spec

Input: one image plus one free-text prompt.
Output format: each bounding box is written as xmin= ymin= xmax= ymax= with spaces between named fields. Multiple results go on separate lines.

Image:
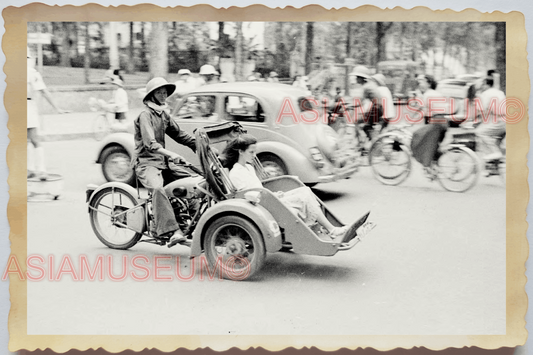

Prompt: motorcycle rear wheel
xmin=89 ymin=186 xmax=143 ymax=249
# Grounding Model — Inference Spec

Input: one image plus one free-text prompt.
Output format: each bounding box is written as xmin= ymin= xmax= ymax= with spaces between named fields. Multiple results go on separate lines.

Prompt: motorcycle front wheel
xmin=89 ymin=186 xmax=143 ymax=249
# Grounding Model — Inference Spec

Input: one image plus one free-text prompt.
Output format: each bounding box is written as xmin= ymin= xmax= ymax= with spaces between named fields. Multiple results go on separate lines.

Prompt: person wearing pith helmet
xmin=199 ymin=64 xmax=220 ymax=85
xmin=267 ymin=71 xmax=279 ymax=83
xmin=133 ymin=77 xmax=197 ymax=248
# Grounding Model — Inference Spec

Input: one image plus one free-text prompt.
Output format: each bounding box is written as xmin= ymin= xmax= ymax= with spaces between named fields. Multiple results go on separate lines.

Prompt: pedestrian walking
xmin=27 ymin=47 xmax=67 ymax=180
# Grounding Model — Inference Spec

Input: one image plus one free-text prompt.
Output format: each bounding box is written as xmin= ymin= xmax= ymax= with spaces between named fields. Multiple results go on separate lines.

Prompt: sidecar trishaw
xmin=86 ymin=122 xmax=375 ymax=280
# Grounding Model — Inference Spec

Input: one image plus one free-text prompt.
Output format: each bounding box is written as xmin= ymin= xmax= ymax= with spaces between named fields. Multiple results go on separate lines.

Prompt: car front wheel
xmin=101 ymin=146 xmax=136 ymax=185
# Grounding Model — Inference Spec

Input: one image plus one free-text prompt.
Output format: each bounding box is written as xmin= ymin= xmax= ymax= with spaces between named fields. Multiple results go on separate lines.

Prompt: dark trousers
xmin=411 ymin=123 xmax=448 ymax=168
xmin=135 ymin=164 xmax=191 ymax=237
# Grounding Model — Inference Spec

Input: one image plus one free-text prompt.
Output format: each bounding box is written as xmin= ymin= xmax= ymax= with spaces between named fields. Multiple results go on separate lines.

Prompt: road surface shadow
xmin=310 ymin=187 xmax=346 ymax=202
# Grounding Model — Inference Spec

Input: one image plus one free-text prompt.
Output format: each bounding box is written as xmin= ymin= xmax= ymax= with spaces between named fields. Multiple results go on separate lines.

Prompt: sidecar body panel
xmin=256 ymin=176 xmax=346 ymax=256
xmin=190 ymin=199 xmax=282 ymax=257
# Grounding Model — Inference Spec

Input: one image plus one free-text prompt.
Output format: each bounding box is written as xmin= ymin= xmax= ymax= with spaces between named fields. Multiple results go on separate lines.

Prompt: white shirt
xmin=376 ymin=86 xmax=396 ymax=119
xmin=229 ymin=163 xmax=263 ymax=190
xmin=27 ymin=67 xmax=46 ymax=99
xmin=112 ymin=87 xmax=129 ymax=113
xmin=479 ymin=87 xmax=506 ymax=123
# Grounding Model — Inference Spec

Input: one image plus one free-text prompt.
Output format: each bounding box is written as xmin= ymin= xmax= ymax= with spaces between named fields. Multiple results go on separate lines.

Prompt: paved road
xmin=26 ymin=139 xmax=506 ymax=336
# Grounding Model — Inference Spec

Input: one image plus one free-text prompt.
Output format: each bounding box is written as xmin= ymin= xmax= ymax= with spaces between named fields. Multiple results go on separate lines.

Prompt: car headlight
xmin=309 ymin=147 xmax=325 ymax=168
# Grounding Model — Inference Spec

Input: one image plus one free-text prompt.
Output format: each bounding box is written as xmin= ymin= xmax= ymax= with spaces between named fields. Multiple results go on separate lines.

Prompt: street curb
xmin=41 ymin=132 xmax=96 ymax=142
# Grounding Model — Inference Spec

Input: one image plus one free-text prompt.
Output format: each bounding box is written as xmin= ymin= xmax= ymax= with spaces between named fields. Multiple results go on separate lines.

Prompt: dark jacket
xmin=133 ymin=104 xmax=196 ymax=169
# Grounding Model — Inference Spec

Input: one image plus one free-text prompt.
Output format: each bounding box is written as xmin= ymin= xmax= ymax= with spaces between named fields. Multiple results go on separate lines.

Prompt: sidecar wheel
xmin=204 ymin=215 xmax=266 ymax=281
xmin=89 ymin=186 xmax=142 ymax=249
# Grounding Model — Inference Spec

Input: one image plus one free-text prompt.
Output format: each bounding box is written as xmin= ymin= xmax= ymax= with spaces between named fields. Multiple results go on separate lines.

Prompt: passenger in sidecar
xmin=189 ymin=122 xmax=375 ymax=267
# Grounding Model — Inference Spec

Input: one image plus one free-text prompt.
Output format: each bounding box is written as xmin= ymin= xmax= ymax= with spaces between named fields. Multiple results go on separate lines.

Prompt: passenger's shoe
xmin=167 ymin=230 xmax=189 ymax=248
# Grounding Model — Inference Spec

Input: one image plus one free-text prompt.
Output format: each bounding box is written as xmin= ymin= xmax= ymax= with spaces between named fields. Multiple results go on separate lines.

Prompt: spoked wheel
xmin=93 ymin=113 xmax=110 ymax=141
xmin=89 ymin=186 xmax=143 ymax=249
xmin=204 ymin=215 xmax=266 ymax=281
xmin=368 ymin=136 xmax=412 ymax=186
xmin=437 ymin=147 xmax=480 ymax=193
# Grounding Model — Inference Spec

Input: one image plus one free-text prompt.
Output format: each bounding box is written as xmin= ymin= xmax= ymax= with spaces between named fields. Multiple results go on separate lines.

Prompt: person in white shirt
xmin=27 ymin=47 xmax=67 ymax=180
xmin=222 ymin=134 xmax=348 ymax=239
xmin=476 ymin=75 xmax=506 ymax=160
xmin=108 ymin=75 xmax=128 ymax=123
xmin=267 ymin=71 xmax=279 ymax=83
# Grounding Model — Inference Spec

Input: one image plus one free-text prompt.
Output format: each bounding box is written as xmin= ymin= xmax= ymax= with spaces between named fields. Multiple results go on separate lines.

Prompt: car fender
xmin=255 ymin=141 xmax=320 ymax=183
xmin=87 ymin=181 xmax=142 ymax=212
xmin=190 ymin=199 xmax=282 ymax=257
xmin=96 ymin=133 xmax=135 ymax=164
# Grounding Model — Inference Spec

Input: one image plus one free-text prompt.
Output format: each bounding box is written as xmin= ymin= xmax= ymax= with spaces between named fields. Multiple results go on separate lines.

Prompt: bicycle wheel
xmin=93 ymin=113 xmax=110 ymax=141
xmin=437 ymin=147 xmax=480 ymax=193
xmin=89 ymin=186 xmax=143 ymax=249
xmin=368 ymin=135 xmax=412 ymax=186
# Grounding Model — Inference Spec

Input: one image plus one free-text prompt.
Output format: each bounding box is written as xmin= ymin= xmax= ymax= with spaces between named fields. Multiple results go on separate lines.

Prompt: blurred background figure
xmin=170 ymin=69 xmax=199 ymax=102
xmin=253 ymin=72 xmax=263 ymax=82
xmin=247 ymin=74 xmax=258 ymax=82
xmin=348 ymin=65 xmax=371 ymax=101
xmin=27 ymin=47 xmax=67 ymax=180
xmin=267 ymin=71 xmax=279 ymax=83
xmin=292 ymin=75 xmax=309 ymax=91
xmin=410 ymin=74 xmax=449 ymax=176
xmin=476 ymin=71 xmax=506 ymax=161
xmin=198 ymin=64 xmax=220 ymax=85
xmin=106 ymin=74 xmax=129 ymax=125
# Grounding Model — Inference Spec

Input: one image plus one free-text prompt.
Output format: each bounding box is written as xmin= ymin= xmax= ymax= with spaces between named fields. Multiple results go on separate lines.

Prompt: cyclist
xmin=133 ymin=77 xmax=197 ymax=247
xmin=409 ymin=74 xmax=450 ymax=176
xmin=475 ymin=74 xmax=506 ymax=161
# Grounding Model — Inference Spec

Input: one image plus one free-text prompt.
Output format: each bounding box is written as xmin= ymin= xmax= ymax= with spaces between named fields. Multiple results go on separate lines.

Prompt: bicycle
xmin=453 ymin=125 xmax=505 ymax=185
xmin=368 ymin=121 xmax=481 ymax=193
xmin=89 ymin=97 xmax=114 ymax=141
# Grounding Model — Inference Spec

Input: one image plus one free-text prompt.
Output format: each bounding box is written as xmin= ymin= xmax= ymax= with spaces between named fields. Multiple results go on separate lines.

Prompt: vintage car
xmin=95 ymin=82 xmax=359 ymax=186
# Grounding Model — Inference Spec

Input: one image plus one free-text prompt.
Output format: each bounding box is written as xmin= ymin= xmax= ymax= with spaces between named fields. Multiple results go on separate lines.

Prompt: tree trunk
xmin=125 ymin=22 xmax=135 ymax=74
xmin=346 ymin=22 xmax=353 ymax=59
xmin=140 ymin=22 xmax=147 ymax=71
xmin=235 ymin=22 xmax=244 ymax=81
xmin=494 ymin=22 xmax=506 ymax=92
xmin=148 ymin=22 xmax=169 ymax=79
xmin=275 ymin=22 xmax=284 ymax=72
xmin=375 ymin=22 xmax=392 ymax=65
xmin=83 ymin=22 xmax=91 ymax=84
xmin=60 ymin=22 xmax=71 ymax=67
xmin=305 ymin=22 xmax=314 ymax=74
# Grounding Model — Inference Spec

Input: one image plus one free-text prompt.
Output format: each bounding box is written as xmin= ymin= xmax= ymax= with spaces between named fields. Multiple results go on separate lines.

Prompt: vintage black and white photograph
xmin=15 ymin=8 xmax=526 ymax=350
